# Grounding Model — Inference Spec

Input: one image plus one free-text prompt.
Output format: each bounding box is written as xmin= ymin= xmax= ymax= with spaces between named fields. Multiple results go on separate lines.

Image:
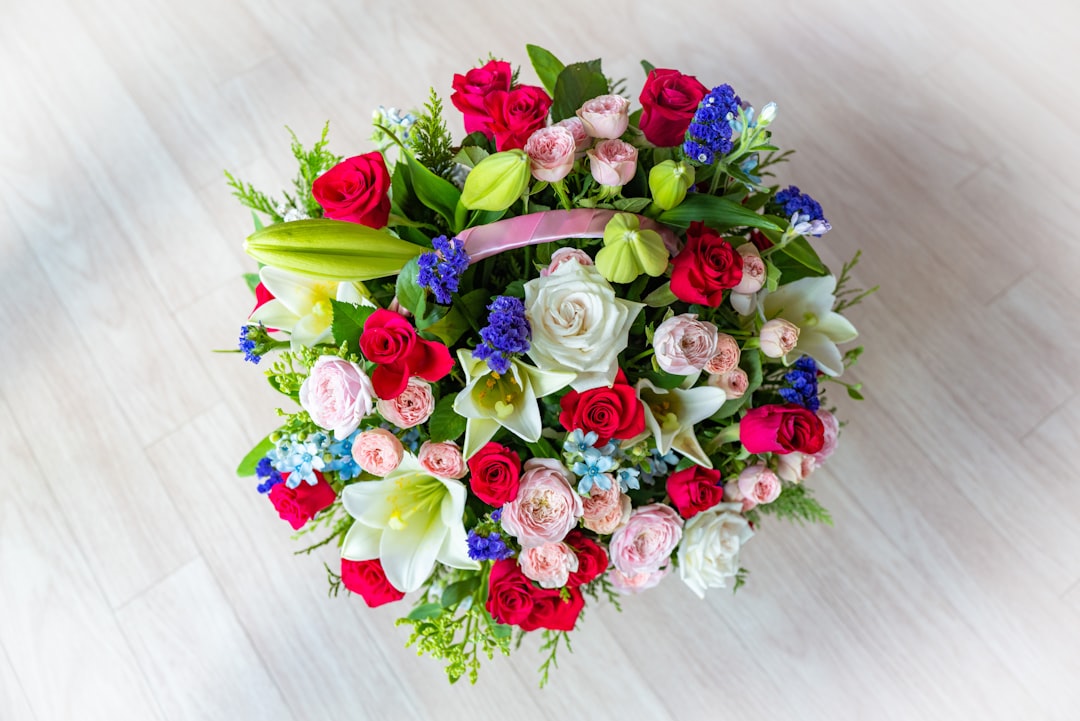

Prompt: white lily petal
xmin=763 ymin=275 xmax=836 ymax=320
xmin=521 ymin=364 xmax=575 ymax=398
xmin=341 ymin=481 xmax=397 ymax=528
xmin=462 ymin=417 xmax=500 ymax=459
xmin=259 ymin=266 xmax=332 ymax=317
xmin=672 ymin=426 xmax=714 ymax=468
xmin=289 ymin=312 xmax=333 ymax=349
xmin=341 ymin=520 xmax=381 ymax=561
xmin=816 ymin=312 xmax=858 ymax=343
xmin=497 ymin=379 xmax=543 ymax=442
xmin=249 ymin=299 xmax=300 ymax=331
xmin=379 ymin=514 xmax=444 ymax=593
xmin=438 ymin=518 xmax=480 ymax=570
xmin=335 ymin=281 xmax=364 ymax=305
xmin=674 ymin=385 xmax=727 ymax=426
xmin=797 ymin=332 xmax=845 ymax=377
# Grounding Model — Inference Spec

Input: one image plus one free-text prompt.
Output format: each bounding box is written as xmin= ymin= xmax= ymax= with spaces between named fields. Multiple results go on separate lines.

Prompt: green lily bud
xmin=648 ymin=160 xmax=695 ymax=211
xmin=460 ymin=150 xmax=530 ymax=211
xmin=595 ymin=212 xmax=670 ymax=284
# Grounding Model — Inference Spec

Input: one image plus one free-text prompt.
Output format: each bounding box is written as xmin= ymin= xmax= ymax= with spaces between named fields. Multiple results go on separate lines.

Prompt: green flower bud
xmin=460 ymin=150 xmax=530 ymax=211
xmin=595 ymin=212 xmax=670 ymax=284
xmin=648 ymin=160 xmax=695 ymax=211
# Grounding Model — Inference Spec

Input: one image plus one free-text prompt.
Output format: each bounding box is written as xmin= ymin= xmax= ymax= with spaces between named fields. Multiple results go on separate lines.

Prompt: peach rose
xmin=524 ymin=125 xmax=577 ymax=183
xmin=519 ymin=542 xmax=580 ymax=589
xmin=351 ymin=428 xmax=404 ymax=476
xmin=376 ymin=377 xmax=435 ymax=429
xmin=653 ymin=313 xmax=718 ymax=375
xmin=417 ymin=441 xmax=466 ymax=479
xmin=737 ymin=464 xmax=782 ymax=506
xmin=776 ymin=451 xmax=817 ymax=483
xmin=555 ymin=117 xmax=591 ymax=154
xmin=732 ymin=244 xmax=766 ymax=295
xmin=576 ymin=94 xmax=630 ymax=139
xmin=299 ymin=356 xmax=375 ymax=439
xmin=704 ymin=333 xmax=741 ymax=374
xmin=500 ymin=458 xmax=583 ymax=547
xmin=609 ymin=503 xmax=683 ymax=576
xmin=811 ymin=410 xmax=840 ymax=465
xmin=708 ymin=367 xmax=749 ymax=399
xmin=586 ymin=138 xmax=637 ymax=187
xmin=759 ymin=318 xmax=800 ymax=358
xmin=607 ymin=565 xmax=669 ymax=594
xmin=722 ymin=480 xmax=756 ymax=512
xmin=541 ymin=247 xmax=593 ymax=277
xmin=581 ymin=479 xmax=631 ymax=535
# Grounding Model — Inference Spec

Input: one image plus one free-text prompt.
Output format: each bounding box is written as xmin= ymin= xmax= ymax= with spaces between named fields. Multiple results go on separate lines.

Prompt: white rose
xmin=677 ymin=503 xmax=754 ymax=598
xmin=523 ymin=259 xmax=644 ymax=391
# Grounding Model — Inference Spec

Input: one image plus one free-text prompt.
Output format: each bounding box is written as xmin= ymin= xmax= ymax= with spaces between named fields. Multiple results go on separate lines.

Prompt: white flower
xmin=248 ymin=266 xmax=369 ymax=349
xmin=677 ymin=503 xmax=754 ymax=598
xmin=762 ymin=275 xmax=857 ymax=376
xmin=635 ymin=379 xmax=726 ymax=468
xmin=524 ymin=259 xmax=644 ymax=391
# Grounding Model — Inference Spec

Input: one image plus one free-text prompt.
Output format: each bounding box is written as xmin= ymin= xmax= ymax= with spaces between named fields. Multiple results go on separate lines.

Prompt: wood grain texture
xmin=1 ymin=0 xmax=1078 ymax=718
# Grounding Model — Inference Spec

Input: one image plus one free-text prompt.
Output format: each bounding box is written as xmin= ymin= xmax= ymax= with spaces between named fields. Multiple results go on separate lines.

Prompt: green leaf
xmin=847 ymin=385 xmax=865 ymax=401
xmin=526 ymin=44 xmax=565 ymax=96
xmin=395 ymin=257 xmax=426 ymax=317
xmin=777 ymin=236 xmax=828 ymax=276
xmin=765 ymin=260 xmax=782 ymax=292
xmin=453 ymin=145 xmax=489 ymax=169
xmin=711 ymin=350 xmax=763 ymax=421
xmin=406 ymin=602 xmax=444 ymax=621
xmin=613 ymin=197 xmax=653 ymax=213
xmin=657 ymin=194 xmax=782 ymax=233
xmin=551 ymin=61 xmax=609 ymax=122
xmin=641 ymin=59 xmax=656 ymax=76
xmin=236 ymin=435 xmax=275 ymax=477
xmin=404 ymin=150 xmax=462 ymax=231
xmin=422 ymin=288 xmax=488 ymax=346
xmin=251 ymin=211 xmax=265 ymax=232
xmin=428 ymin=394 xmax=467 ymax=443
xmin=441 ymin=577 xmax=481 ymax=609
xmin=643 ymin=282 xmax=677 ymax=307
xmin=330 ymin=298 xmax=375 ymax=346
xmin=243 ymin=272 xmax=261 ymax=294
xmin=244 ymin=219 xmax=425 ymax=281
xmin=644 ymin=369 xmax=686 ymax=390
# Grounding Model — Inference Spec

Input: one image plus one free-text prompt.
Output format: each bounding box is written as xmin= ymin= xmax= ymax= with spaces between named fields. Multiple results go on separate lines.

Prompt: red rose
xmin=486 ymin=558 xmax=535 ymax=625
xmin=467 ymin=442 xmax=521 ymax=506
xmin=267 ymin=471 xmax=336 ymax=530
xmin=638 ymin=68 xmax=709 ymax=147
xmin=484 ymin=86 xmax=553 ymax=151
xmin=359 ymin=309 xmax=454 ymax=399
xmin=740 ymin=404 xmax=825 ymax=455
xmin=451 ymin=60 xmax=513 ymax=136
xmin=559 ymin=369 xmax=646 ymax=445
xmin=519 ymin=586 xmax=585 ymax=632
xmin=670 ymin=222 xmax=744 ymax=306
xmin=665 ymin=465 xmax=724 ymax=519
xmin=341 ymin=558 xmax=405 ymax=608
xmin=565 ymin=531 xmax=608 ymax=587
xmin=312 ymin=152 xmax=391 ymax=228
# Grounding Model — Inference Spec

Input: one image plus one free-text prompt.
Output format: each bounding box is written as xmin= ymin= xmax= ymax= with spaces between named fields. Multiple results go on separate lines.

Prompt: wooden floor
xmin=1 ymin=0 xmax=1078 ymax=718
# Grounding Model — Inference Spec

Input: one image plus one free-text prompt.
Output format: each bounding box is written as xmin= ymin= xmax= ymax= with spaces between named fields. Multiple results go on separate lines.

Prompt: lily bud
xmin=460 ymin=150 xmax=530 ymax=211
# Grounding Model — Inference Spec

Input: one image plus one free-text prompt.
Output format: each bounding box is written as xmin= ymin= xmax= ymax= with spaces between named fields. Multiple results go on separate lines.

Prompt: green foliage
xmin=224 ymin=170 xmax=283 ymax=223
xmin=265 ymin=349 xmax=316 ymax=400
xmin=551 ymin=60 xmax=608 ymax=122
xmin=758 ymin=484 xmax=833 ymax=526
xmin=410 ymin=89 xmax=457 ymax=180
xmin=404 ymin=149 xmax=462 ymax=232
xmin=428 ymin=394 xmax=467 ymax=442
xmin=538 ymin=630 xmax=573 ymax=688
xmin=581 ymin=574 xmax=623 ymax=613
xmin=658 ymin=194 xmax=783 ymax=233
xmin=526 ymin=44 xmax=564 ymax=96
xmin=834 ymin=250 xmax=880 ymax=313
xmin=243 ymin=272 xmax=261 ymax=294
xmin=394 ymin=257 xmax=427 ymax=318
xmin=293 ymin=505 xmax=353 ymax=555
xmin=236 ymin=435 xmax=275 ymax=477
xmin=775 ymin=236 xmax=828 ymax=277
xmin=324 ymin=562 xmax=344 ymax=598
xmin=733 ymin=567 xmax=749 ymax=593
xmin=330 ymin=299 xmax=375 ymax=346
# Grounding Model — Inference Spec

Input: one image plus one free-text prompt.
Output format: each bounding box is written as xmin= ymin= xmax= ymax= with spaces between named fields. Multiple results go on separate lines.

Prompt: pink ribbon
xmin=457 ymin=209 xmax=680 ymax=263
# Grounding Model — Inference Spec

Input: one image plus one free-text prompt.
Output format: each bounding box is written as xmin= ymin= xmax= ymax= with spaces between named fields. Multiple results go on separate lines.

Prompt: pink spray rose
xmin=776 ymin=451 xmax=817 ymax=483
xmin=541 ymin=247 xmax=594 ymax=277
xmin=732 ymin=243 xmax=767 ymax=295
xmin=704 ymin=333 xmax=741 ymax=375
xmin=759 ymin=318 xmax=800 ymax=359
xmin=519 ymin=542 xmax=580 ymax=589
xmin=812 ymin=410 xmax=840 ymax=465
xmin=607 ymin=565 xmax=669 ymax=595
xmin=576 ymin=94 xmax=630 ymax=139
xmin=586 ymin=139 xmax=638 ymax=187
xmin=708 ymin=367 xmax=749 ymax=399
xmin=723 ymin=480 xmax=757 ymax=513
xmin=524 ymin=125 xmax=577 ymax=182
xmin=351 ymin=428 xmax=404 ymax=477
xmin=737 ymin=464 xmax=782 ymax=506
xmin=581 ymin=479 xmax=631 ymax=535
xmin=376 ymin=377 xmax=435 ymax=429
xmin=609 ymin=504 xmax=684 ymax=576
xmin=555 ymin=117 xmax=591 ymax=155
xmin=653 ymin=314 xmax=719 ymax=375
xmin=500 ymin=459 xmax=583 ymax=547
xmin=417 ymin=441 xmax=466 ymax=479
xmin=299 ymin=356 xmax=375 ymax=438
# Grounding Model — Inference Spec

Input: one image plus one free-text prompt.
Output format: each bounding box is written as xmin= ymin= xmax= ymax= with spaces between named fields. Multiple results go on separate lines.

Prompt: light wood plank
xmin=0 ymin=646 xmax=36 ymax=721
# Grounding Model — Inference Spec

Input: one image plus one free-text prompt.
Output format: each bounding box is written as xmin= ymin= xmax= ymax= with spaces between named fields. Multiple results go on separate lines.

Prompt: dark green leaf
xmin=551 ymin=61 xmax=609 ymax=122
xmin=526 ymin=44 xmax=565 ymax=96
xmin=441 ymin=577 xmax=481 ymax=608
xmin=674 ymin=457 xmax=697 ymax=472
xmin=395 ymin=257 xmax=426 ymax=317
xmin=453 ymin=145 xmax=489 ymax=169
xmin=777 ymin=236 xmax=828 ymax=276
xmin=641 ymin=59 xmax=656 ymax=76
xmin=613 ymin=197 xmax=652 ymax=213
xmin=236 ymin=435 xmax=275 ymax=477
xmin=330 ymin=298 xmax=375 ymax=346
xmin=657 ymin=194 xmax=782 ymax=233
xmin=711 ymin=350 xmax=763 ymax=420
xmin=847 ymin=385 xmax=865 ymax=401
xmin=406 ymin=603 xmax=444 ymax=621
xmin=404 ymin=151 xmax=462 ymax=231
xmin=243 ymin=272 xmax=261 ymax=294
xmin=428 ymin=394 xmax=467 ymax=443
xmin=644 ymin=369 xmax=687 ymax=389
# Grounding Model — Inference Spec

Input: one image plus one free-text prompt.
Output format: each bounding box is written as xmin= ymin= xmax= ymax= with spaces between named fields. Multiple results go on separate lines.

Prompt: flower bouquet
xmin=227 ymin=45 xmax=873 ymax=684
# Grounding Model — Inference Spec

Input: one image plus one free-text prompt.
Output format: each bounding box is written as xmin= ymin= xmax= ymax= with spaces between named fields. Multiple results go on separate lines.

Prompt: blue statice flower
xmin=238 ymin=324 xmax=262 ymax=364
xmin=255 ymin=457 xmax=285 ymax=494
xmin=774 ymin=186 xmax=831 ymax=237
xmin=416 ymin=235 xmax=470 ymax=304
xmin=467 ymin=529 xmax=514 ymax=561
xmin=324 ymin=431 xmax=362 ymax=481
xmin=490 ymin=508 xmax=502 ymax=522
xmin=779 ymin=356 xmax=821 ymax=411
xmin=616 ymin=466 xmax=641 ymax=492
xmin=573 ymin=449 xmax=616 ymax=494
xmin=683 ymin=84 xmax=741 ymax=164
xmin=472 ymin=296 xmax=531 ymax=374
xmin=267 ymin=433 xmax=328 ymax=488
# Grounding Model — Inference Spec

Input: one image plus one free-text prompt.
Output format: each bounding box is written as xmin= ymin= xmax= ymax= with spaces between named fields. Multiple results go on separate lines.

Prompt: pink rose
xmin=704 ymin=333 xmax=741 ymax=374
xmin=576 ymin=94 xmax=630 ymax=139
xmin=417 ymin=441 xmax=466 ymax=479
xmin=776 ymin=451 xmax=817 ymax=483
xmin=586 ymin=139 xmax=638 ymax=187
xmin=607 ymin=565 xmax=669 ymax=595
xmin=653 ymin=314 xmax=719 ymax=375
xmin=524 ymin=125 xmax=577 ymax=183
xmin=609 ymin=504 xmax=683 ymax=576
xmin=737 ymin=464 xmax=782 ymax=506
xmin=759 ymin=318 xmax=800 ymax=358
xmin=541 ymin=247 xmax=593 ymax=277
xmin=581 ymin=479 xmax=631 ymax=535
xmin=723 ymin=480 xmax=756 ymax=513
xmin=811 ymin=410 xmax=840 ymax=464
xmin=299 ymin=356 xmax=375 ymax=438
xmin=351 ymin=428 xmax=404 ymax=476
xmin=708 ymin=367 xmax=749 ymax=399
xmin=555 ymin=117 xmax=591 ymax=155
xmin=501 ymin=459 xmax=583 ymax=547
xmin=732 ymin=244 xmax=766 ymax=294
xmin=519 ymin=542 xmax=580 ymax=589
xmin=376 ymin=377 xmax=435 ymax=429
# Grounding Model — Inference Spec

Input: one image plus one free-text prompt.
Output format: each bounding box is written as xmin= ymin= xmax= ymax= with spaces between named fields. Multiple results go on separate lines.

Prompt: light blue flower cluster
xmin=639 ymin=448 xmax=680 ymax=486
xmin=562 ymin=430 xmax=641 ymax=494
xmin=324 ymin=431 xmax=362 ymax=481
xmin=267 ymin=433 xmax=329 ymax=487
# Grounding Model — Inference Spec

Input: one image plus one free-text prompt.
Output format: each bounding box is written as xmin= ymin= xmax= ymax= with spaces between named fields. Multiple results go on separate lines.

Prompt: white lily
xmin=453 ymin=349 xmax=575 ymax=459
xmin=762 ymin=275 xmax=857 ymax=377
xmin=340 ymin=454 xmax=478 ymax=593
xmin=249 ymin=265 xmax=368 ymax=349
xmin=635 ymin=379 xmax=726 ymax=468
